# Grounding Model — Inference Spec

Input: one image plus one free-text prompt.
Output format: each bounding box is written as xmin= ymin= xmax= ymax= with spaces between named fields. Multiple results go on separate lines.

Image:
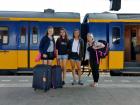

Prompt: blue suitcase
xmin=32 ymin=64 xmax=51 ymax=92
xmin=51 ymin=65 xmax=63 ymax=89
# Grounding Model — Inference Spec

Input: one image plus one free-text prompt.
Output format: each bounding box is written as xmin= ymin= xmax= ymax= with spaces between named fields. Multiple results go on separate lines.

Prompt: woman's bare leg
xmin=76 ymin=61 xmax=81 ymax=81
xmin=47 ymin=60 xmax=53 ymax=66
xmin=70 ymin=60 xmax=76 ymax=83
xmin=62 ymin=59 xmax=67 ymax=82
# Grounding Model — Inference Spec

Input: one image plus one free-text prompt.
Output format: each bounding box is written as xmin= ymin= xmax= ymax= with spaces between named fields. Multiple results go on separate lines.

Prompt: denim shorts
xmin=58 ymin=54 xmax=68 ymax=60
xmin=70 ymin=58 xmax=81 ymax=62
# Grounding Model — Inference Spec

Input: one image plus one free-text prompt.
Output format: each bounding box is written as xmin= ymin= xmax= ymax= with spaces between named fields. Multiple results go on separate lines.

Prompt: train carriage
xmin=0 ymin=10 xmax=80 ymax=74
xmin=1 ymin=10 xmax=140 ymax=75
xmin=82 ymin=13 xmax=140 ymax=74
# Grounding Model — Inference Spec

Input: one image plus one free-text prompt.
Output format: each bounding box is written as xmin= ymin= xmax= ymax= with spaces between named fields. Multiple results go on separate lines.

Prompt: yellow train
xmin=0 ymin=10 xmax=140 ymax=75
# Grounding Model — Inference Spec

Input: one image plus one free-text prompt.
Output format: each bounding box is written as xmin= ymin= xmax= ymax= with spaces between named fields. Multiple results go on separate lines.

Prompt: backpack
xmin=97 ymin=40 xmax=109 ymax=58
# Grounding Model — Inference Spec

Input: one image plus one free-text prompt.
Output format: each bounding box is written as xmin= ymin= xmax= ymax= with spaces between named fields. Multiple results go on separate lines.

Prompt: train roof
xmin=0 ymin=10 xmax=80 ymax=22
xmin=84 ymin=13 xmax=118 ymax=20
xmin=83 ymin=13 xmax=140 ymax=23
xmin=0 ymin=11 xmax=80 ymax=18
xmin=117 ymin=14 xmax=140 ymax=19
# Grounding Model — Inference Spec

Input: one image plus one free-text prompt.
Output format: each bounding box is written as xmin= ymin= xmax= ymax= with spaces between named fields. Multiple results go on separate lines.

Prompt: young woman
xmin=68 ymin=29 xmax=84 ymax=85
xmin=86 ymin=33 xmax=105 ymax=87
xmin=39 ymin=26 xmax=55 ymax=65
xmin=56 ymin=28 xmax=69 ymax=85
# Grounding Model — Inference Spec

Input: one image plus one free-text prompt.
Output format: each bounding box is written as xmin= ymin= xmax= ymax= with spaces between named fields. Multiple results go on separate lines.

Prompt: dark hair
xmin=59 ymin=28 xmax=69 ymax=42
xmin=45 ymin=26 xmax=54 ymax=36
xmin=73 ymin=29 xmax=80 ymax=39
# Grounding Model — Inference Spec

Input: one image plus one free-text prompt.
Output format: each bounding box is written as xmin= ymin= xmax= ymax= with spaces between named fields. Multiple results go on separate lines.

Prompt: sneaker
xmin=94 ymin=83 xmax=98 ymax=87
xmin=90 ymin=82 xmax=98 ymax=87
xmin=78 ymin=81 xmax=84 ymax=85
xmin=72 ymin=80 xmax=77 ymax=85
xmin=62 ymin=81 xmax=65 ymax=85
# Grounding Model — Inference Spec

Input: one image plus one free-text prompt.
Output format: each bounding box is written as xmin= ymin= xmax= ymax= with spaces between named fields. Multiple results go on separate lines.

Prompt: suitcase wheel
xmin=60 ymin=86 xmax=63 ymax=88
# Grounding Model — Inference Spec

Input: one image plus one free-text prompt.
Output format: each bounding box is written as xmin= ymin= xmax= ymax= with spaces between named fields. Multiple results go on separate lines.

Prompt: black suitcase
xmin=32 ymin=64 xmax=51 ymax=92
xmin=51 ymin=65 xmax=63 ymax=89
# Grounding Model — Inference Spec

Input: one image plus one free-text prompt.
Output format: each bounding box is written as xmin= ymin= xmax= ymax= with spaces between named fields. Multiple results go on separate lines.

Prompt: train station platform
xmin=0 ymin=73 xmax=140 ymax=105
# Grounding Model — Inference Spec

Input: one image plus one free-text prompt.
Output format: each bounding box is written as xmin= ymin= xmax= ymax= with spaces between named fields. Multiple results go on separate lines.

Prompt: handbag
xmin=35 ymin=52 xmax=41 ymax=62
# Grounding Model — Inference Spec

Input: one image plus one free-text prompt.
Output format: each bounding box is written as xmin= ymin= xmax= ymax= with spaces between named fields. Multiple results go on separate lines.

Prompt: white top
xmin=47 ymin=40 xmax=54 ymax=52
xmin=85 ymin=43 xmax=90 ymax=60
xmin=72 ymin=39 xmax=80 ymax=54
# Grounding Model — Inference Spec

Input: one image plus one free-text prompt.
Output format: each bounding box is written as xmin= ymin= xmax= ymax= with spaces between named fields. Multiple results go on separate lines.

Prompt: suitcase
xmin=51 ymin=65 xmax=63 ymax=89
xmin=32 ymin=64 xmax=51 ymax=92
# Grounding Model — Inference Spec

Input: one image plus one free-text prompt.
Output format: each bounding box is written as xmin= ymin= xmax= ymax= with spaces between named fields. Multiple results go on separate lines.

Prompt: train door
xmin=109 ymin=22 xmax=124 ymax=69
xmin=17 ymin=22 xmax=41 ymax=70
xmin=0 ymin=22 xmax=18 ymax=70
xmin=17 ymin=22 xmax=29 ymax=69
xmin=124 ymin=25 xmax=140 ymax=62
xmin=29 ymin=22 xmax=41 ymax=68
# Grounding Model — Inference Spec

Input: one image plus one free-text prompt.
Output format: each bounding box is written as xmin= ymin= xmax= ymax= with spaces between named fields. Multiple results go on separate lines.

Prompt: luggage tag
xmin=43 ymin=77 xmax=47 ymax=82
xmin=43 ymin=72 xmax=47 ymax=82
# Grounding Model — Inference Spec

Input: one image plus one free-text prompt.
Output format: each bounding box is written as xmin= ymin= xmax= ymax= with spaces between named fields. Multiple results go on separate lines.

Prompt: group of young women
xmin=39 ymin=26 xmax=105 ymax=87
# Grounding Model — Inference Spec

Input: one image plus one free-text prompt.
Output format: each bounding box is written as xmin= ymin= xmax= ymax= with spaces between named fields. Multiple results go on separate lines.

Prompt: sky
xmin=0 ymin=0 xmax=140 ymax=19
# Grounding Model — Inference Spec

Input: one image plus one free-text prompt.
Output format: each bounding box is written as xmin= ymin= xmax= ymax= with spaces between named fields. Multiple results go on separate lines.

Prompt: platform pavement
xmin=0 ymin=73 xmax=140 ymax=105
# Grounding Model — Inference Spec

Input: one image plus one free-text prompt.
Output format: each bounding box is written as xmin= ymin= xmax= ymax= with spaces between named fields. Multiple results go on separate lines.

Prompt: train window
xmin=20 ymin=27 xmax=26 ymax=44
xmin=112 ymin=27 xmax=120 ymax=44
xmin=32 ymin=27 xmax=38 ymax=44
xmin=0 ymin=27 xmax=9 ymax=45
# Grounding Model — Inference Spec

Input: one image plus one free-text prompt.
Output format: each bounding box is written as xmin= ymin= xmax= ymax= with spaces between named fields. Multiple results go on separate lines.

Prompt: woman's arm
xmin=67 ymin=40 xmax=71 ymax=54
xmin=92 ymin=42 xmax=105 ymax=50
xmin=39 ymin=37 xmax=45 ymax=54
xmin=55 ymin=39 xmax=59 ymax=58
xmin=56 ymin=38 xmax=59 ymax=50
xmin=80 ymin=39 xmax=84 ymax=57
xmin=39 ymin=37 xmax=48 ymax=58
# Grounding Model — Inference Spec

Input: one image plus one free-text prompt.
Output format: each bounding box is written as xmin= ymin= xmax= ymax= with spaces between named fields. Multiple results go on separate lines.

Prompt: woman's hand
xmin=92 ymin=43 xmax=105 ymax=50
xmin=43 ymin=54 xmax=47 ymax=58
xmin=88 ymin=42 xmax=93 ymax=47
xmin=92 ymin=46 xmax=98 ymax=50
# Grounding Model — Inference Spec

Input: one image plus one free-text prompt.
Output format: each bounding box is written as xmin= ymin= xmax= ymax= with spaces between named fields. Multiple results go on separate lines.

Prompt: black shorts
xmin=41 ymin=52 xmax=55 ymax=60
xmin=69 ymin=52 xmax=81 ymax=61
